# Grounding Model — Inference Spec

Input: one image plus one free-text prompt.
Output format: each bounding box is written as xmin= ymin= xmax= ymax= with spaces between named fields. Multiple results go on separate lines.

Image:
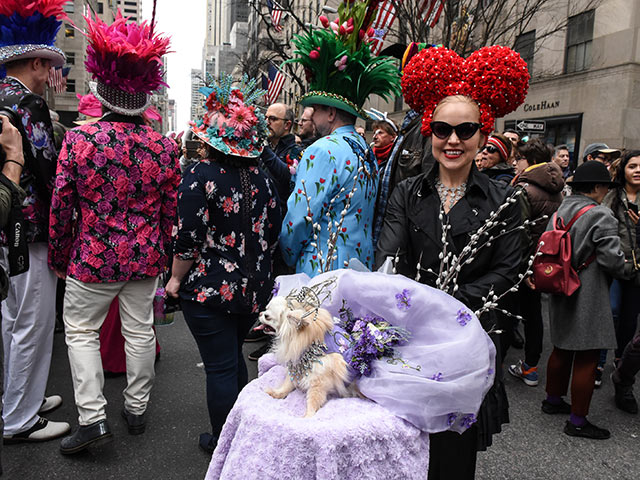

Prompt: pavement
xmin=2 ymin=300 xmax=639 ymax=479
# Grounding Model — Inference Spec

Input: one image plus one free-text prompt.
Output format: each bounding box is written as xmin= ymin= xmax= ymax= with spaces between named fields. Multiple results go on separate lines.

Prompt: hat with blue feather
xmin=0 ymin=0 xmax=67 ymax=70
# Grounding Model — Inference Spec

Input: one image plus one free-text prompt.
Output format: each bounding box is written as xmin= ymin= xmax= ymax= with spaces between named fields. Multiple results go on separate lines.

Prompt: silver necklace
xmin=287 ymin=341 xmax=327 ymax=382
xmin=436 ymin=178 xmax=467 ymax=210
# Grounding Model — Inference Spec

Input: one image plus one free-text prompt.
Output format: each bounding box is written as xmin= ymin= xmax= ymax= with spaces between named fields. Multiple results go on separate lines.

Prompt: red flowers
xmin=309 ymin=48 xmax=321 ymax=60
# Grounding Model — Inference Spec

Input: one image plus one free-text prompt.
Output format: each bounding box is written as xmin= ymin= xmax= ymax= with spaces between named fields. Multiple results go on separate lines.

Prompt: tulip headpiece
xmin=287 ymin=0 xmax=400 ymax=119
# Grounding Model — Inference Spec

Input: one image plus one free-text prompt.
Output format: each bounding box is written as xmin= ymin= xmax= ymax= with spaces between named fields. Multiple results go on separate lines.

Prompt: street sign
xmin=516 ymin=120 xmax=546 ymax=133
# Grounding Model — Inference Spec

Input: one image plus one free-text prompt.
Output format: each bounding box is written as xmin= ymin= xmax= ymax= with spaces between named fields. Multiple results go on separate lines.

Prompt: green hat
xmin=287 ymin=1 xmax=401 ymax=119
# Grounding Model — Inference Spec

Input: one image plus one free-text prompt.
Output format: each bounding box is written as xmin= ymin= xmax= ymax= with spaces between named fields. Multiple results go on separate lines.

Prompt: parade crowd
xmin=0 ymin=1 xmax=639 ymax=480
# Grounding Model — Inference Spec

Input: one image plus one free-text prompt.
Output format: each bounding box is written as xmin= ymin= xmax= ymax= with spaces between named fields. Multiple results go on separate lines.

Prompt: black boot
xmin=122 ymin=408 xmax=146 ymax=435
xmin=60 ymin=420 xmax=113 ymax=455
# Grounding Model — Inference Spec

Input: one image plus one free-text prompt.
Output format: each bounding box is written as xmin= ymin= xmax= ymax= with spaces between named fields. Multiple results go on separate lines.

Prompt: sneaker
xmin=3 ymin=417 xmax=70 ymax=444
xmin=612 ymin=375 xmax=638 ymax=414
xmin=564 ymin=420 xmax=610 ymax=440
xmin=39 ymin=395 xmax=63 ymax=414
xmin=508 ymin=360 xmax=539 ymax=386
xmin=245 ymin=325 xmax=269 ymax=343
xmin=248 ymin=341 xmax=271 ymax=361
xmin=594 ymin=366 xmax=604 ymax=388
xmin=541 ymin=398 xmax=571 ymax=414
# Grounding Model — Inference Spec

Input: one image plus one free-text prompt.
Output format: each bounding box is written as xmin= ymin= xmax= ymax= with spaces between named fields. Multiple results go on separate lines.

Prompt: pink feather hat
xmin=84 ymin=11 xmax=171 ymax=116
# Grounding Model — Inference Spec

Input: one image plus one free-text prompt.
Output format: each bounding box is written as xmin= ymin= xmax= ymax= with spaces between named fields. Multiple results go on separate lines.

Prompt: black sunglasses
xmin=482 ymin=144 xmax=499 ymax=154
xmin=430 ymin=121 xmax=482 ymax=140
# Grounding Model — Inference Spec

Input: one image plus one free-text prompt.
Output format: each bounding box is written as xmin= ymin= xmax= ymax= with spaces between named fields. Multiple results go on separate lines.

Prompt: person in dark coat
xmin=376 ymin=95 xmax=521 ymax=479
xmin=542 ymin=161 xmax=626 ymax=440
xmin=166 ymin=74 xmax=282 ymax=453
xmin=508 ymin=139 xmax=564 ymax=386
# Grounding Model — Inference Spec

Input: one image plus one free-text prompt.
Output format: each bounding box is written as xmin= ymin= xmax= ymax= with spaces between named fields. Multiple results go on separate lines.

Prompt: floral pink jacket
xmin=48 ymin=119 xmax=180 ymax=283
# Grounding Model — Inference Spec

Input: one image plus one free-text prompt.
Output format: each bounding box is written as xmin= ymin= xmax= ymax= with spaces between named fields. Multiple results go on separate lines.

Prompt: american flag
xmin=262 ymin=63 xmax=285 ymax=104
xmin=267 ymin=0 xmax=283 ymax=32
xmin=370 ymin=1 xmax=432 ymax=56
xmin=47 ymin=66 xmax=64 ymax=93
xmin=424 ymin=0 xmax=445 ymax=28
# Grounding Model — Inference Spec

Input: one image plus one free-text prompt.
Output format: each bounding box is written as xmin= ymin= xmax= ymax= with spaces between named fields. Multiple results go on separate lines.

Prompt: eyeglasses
xmin=297 ymin=118 xmax=311 ymax=124
xmin=481 ymin=144 xmax=499 ymax=155
xmin=266 ymin=115 xmax=287 ymax=123
xmin=430 ymin=121 xmax=482 ymax=140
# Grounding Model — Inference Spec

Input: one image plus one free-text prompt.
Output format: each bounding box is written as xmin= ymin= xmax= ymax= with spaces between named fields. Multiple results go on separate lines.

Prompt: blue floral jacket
xmin=280 ymin=125 xmax=379 ymax=276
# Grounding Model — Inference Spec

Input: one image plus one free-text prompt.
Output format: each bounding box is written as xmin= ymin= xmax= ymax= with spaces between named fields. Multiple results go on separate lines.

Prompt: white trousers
xmin=1 ymin=243 xmax=57 ymax=435
xmin=64 ymin=276 xmax=158 ymax=425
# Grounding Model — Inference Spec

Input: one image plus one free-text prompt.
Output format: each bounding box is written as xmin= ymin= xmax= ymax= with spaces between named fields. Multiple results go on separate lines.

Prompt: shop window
xmin=565 ymin=10 xmax=594 ymax=74
xmin=515 ymin=30 xmax=535 ymax=77
xmin=66 ymin=79 xmax=76 ymax=93
xmin=65 ymin=24 xmax=74 ymax=38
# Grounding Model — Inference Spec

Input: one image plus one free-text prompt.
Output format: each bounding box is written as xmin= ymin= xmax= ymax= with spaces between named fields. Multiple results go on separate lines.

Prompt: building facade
xmin=117 ymin=0 xmax=141 ymax=22
xmin=190 ymin=69 xmax=205 ymax=122
xmin=498 ymin=0 xmax=640 ymax=164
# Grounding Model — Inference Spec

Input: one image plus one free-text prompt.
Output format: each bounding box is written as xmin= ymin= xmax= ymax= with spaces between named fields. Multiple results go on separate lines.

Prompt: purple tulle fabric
xmin=206 ymin=356 xmax=429 ymax=480
xmin=206 ymin=270 xmax=495 ymax=479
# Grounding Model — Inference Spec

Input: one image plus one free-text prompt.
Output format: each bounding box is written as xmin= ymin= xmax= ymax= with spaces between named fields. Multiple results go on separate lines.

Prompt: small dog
xmin=259 ymin=296 xmax=352 ymax=417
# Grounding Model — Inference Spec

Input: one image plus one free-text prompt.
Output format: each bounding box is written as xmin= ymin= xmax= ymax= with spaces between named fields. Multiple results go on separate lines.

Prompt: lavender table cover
xmin=205 ymin=354 xmax=430 ymax=480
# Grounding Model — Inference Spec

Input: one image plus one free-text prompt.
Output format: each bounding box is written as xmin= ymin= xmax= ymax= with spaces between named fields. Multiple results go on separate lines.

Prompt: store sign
xmin=516 ymin=120 xmax=546 ymax=133
xmin=523 ymin=100 xmax=560 ymax=112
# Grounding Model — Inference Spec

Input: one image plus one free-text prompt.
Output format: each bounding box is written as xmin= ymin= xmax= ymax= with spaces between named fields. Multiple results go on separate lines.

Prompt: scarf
xmin=373 ymin=142 xmax=394 ymax=165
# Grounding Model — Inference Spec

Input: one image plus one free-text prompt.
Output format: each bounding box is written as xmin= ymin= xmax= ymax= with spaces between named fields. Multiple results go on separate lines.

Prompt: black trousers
xmin=428 ymin=426 xmax=478 ymax=480
xmin=519 ymin=285 xmax=543 ymax=366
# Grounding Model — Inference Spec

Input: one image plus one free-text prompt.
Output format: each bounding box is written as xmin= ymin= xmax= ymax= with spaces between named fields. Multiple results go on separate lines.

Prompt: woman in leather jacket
xmin=376 ymin=95 xmax=521 ymax=479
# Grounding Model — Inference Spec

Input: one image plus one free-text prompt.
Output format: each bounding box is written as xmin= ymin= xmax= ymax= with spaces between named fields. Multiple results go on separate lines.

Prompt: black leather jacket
xmin=375 ymin=162 xmax=521 ymax=312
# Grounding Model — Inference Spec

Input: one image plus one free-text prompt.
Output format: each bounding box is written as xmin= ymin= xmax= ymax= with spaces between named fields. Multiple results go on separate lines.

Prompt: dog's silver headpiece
xmin=284 ymin=277 xmax=337 ymax=328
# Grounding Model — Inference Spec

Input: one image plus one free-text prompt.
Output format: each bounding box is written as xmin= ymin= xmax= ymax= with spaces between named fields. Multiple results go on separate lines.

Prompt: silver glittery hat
xmin=89 ymin=81 xmax=151 ymax=116
xmin=0 ymin=44 xmax=65 ymax=67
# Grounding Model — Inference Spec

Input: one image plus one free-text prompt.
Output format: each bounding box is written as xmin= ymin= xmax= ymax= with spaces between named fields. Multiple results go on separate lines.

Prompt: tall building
xmin=167 ymin=99 xmax=177 ymax=133
xmin=49 ymin=0 xmax=118 ymax=126
xmin=203 ymin=0 xmax=249 ymax=80
xmin=190 ymin=69 xmax=205 ymax=122
xmin=500 ymin=0 xmax=640 ymax=160
xmin=117 ymin=0 xmax=141 ymax=21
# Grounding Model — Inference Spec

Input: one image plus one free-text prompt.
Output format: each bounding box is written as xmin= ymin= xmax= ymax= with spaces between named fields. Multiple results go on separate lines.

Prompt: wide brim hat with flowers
xmin=288 ymin=0 xmax=400 ymax=119
xmin=0 ymin=0 xmax=67 ymax=68
xmin=191 ymin=73 xmax=268 ymax=159
xmin=84 ymin=11 xmax=171 ymax=116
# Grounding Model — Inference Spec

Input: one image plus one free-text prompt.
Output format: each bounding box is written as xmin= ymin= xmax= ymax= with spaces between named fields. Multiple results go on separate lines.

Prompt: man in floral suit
xmin=48 ymin=14 xmax=179 ymax=454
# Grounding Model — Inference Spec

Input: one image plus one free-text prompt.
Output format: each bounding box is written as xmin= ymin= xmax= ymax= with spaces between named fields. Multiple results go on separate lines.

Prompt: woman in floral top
xmin=165 ymin=74 xmax=282 ymax=453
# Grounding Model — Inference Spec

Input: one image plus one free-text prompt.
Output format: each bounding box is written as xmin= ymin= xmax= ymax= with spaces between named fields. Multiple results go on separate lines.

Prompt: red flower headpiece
xmin=401 ymin=45 xmax=530 ymax=137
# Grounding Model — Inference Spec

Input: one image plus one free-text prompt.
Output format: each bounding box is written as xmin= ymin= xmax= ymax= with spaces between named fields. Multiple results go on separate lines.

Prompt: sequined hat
xmin=84 ymin=11 xmax=171 ymax=116
xmin=0 ymin=0 xmax=67 ymax=68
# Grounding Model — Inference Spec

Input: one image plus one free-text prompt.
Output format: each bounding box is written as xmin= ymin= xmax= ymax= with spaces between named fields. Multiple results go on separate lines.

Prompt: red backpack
xmin=532 ymin=205 xmax=596 ymax=296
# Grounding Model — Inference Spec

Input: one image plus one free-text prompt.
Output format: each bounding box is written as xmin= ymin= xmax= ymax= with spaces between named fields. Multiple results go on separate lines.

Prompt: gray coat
xmin=548 ymin=194 xmax=625 ymax=350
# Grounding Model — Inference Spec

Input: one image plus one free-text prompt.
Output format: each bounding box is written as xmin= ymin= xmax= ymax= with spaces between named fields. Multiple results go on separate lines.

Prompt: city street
xmin=3 ymin=302 xmax=639 ymax=479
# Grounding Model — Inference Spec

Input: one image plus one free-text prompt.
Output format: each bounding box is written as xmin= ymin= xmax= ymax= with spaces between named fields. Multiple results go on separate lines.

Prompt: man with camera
xmin=0 ymin=1 xmax=70 ymax=444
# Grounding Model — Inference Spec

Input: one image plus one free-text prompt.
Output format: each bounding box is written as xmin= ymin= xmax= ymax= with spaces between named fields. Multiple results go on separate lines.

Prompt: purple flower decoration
xmin=456 ymin=308 xmax=472 ymax=326
xmin=271 ymin=281 xmax=280 ymax=297
xmin=430 ymin=372 xmax=443 ymax=382
xmin=395 ymin=289 xmax=411 ymax=311
xmin=447 ymin=413 xmax=457 ymax=427
xmin=460 ymin=414 xmax=477 ymax=429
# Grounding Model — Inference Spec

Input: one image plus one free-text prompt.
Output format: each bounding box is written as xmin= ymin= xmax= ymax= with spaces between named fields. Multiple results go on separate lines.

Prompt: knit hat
xmin=0 ymin=0 xmax=67 ymax=68
xmin=191 ymin=73 xmax=268 ymax=158
xmin=85 ymin=12 xmax=171 ymax=116
xmin=486 ymin=134 xmax=512 ymax=162
xmin=401 ymin=45 xmax=530 ymax=137
xmin=287 ymin=0 xmax=401 ymax=119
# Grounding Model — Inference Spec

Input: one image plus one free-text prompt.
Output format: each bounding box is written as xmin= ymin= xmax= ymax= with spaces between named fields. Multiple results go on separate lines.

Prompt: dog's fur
xmin=259 ymin=296 xmax=352 ymax=417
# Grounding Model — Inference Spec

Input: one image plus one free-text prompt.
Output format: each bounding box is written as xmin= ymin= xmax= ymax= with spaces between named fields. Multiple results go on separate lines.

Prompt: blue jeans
xmin=181 ymin=300 xmax=255 ymax=437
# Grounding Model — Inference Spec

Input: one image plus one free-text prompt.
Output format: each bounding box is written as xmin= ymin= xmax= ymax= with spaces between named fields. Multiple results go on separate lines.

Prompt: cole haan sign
xmin=523 ymin=100 xmax=560 ymax=112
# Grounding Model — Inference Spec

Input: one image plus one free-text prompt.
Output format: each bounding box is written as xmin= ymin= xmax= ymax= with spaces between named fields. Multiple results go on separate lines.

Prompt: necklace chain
xmin=436 ymin=178 xmax=467 ymax=210
xmin=287 ymin=341 xmax=327 ymax=382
